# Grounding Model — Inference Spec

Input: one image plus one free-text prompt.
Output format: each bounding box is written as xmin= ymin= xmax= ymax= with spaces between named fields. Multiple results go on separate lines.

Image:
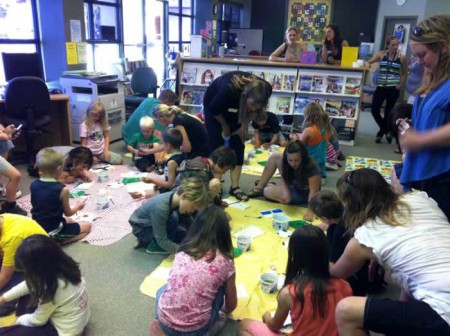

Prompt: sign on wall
xmin=289 ymin=1 xmax=331 ymax=43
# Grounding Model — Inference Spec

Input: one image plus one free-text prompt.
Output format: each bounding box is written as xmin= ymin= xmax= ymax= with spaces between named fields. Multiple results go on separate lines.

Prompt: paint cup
xmin=237 ymin=234 xmax=252 ymax=252
xmin=269 ymin=144 xmax=280 ymax=152
xmin=272 ymin=213 xmax=290 ymax=231
xmin=97 ymin=171 xmax=109 ymax=183
xmin=96 ymin=196 xmax=109 ymax=211
xmin=260 ymin=272 xmax=279 ymax=294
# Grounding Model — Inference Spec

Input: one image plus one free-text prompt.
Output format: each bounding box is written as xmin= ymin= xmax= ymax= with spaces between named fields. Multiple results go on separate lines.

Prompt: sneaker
xmin=146 ymin=240 xmax=169 ymax=255
xmin=338 ymin=152 xmax=346 ymax=161
xmin=1 ymin=203 xmax=27 ymax=216
xmin=0 ymin=188 xmax=21 ymax=200
xmin=325 ymin=162 xmax=339 ymax=171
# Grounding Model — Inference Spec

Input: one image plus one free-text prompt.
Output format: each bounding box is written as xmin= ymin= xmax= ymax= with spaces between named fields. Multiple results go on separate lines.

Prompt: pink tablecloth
xmin=17 ymin=165 xmax=146 ymax=246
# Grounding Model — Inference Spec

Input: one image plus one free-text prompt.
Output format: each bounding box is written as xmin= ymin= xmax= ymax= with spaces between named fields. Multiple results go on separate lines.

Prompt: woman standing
xmin=331 ymin=168 xmax=450 ymax=336
xmin=400 ymin=15 xmax=450 ymax=220
xmin=365 ymin=36 xmax=407 ymax=143
xmin=321 ymin=24 xmax=349 ymax=65
xmin=269 ymin=26 xmax=306 ymax=63
xmin=203 ymin=71 xmax=272 ymax=201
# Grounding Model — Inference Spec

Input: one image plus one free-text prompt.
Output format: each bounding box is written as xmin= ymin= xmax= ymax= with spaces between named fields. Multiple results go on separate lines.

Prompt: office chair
xmin=125 ymin=66 xmax=159 ymax=119
xmin=3 ymin=76 xmax=51 ymax=174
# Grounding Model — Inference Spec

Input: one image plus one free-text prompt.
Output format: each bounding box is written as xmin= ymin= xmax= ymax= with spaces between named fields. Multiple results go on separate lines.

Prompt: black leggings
xmin=371 ymin=86 xmax=400 ymax=137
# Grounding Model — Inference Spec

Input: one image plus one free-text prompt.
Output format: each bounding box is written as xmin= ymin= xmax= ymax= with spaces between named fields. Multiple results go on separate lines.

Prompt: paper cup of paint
xmin=96 ymin=196 xmax=109 ymax=211
xmin=260 ymin=272 xmax=279 ymax=294
xmin=97 ymin=170 xmax=109 ymax=183
xmin=237 ymin=234 xmax=252 ymax=252
xmin=272 ymin=213 xmax=290 ymax=231
xmin=269 ymin=144 xmax=280 ymax=152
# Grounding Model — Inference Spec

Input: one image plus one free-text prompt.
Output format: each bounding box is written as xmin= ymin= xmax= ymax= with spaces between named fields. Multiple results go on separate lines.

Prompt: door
xmin=381 ymin=16 xmax=417 ymax=59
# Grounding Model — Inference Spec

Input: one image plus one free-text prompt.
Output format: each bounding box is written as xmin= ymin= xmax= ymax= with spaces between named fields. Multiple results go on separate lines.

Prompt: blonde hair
xmin=36 ymin=148 xmax=64 ymax=176
xmin=84 ymin=100 xmax=109 ymax=131
xmin=302 ymin=102 xmax=331 ymax=133
xmin=176 ymin=177 xmax=210 ymax=209
xmin=153 ymin=104 xmax=202 ymax=123
xmin=409 ymin=15 xmax=450 ymax=94
xmin=139 ymin=116 xmax=154 ymax=129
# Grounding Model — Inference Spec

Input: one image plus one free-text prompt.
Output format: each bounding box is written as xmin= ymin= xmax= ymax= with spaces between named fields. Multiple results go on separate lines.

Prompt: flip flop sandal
xmin=254 ymin=180 xmax=276 ymax=187
xmin=229 ymin=187 xmax=249 ymax=201
xmin=248 ymin=188 xmax=263 ymax=198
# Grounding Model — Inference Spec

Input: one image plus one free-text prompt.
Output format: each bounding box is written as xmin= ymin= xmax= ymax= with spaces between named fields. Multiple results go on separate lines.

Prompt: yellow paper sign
xmin=341 ymin=46 xmax=359 ymax=67
xmin=66 ymin=42 xmax=78 ymax=65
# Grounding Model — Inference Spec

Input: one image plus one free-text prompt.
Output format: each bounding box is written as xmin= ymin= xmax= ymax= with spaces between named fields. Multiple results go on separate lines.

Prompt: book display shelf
xmin=179 ymin=57 xmax=366 ymax=146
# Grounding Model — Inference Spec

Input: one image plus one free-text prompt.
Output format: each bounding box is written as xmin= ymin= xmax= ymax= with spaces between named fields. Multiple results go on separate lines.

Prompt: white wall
xmin=425 ymin=0 xmax=450 ymax=17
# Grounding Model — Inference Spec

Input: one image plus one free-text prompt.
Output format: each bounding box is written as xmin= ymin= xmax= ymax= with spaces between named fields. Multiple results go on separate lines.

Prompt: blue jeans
xmin=155 ymin=284 xmax=224 ymax=336
xmin=288 ymin=184 xmax=309 ymax=205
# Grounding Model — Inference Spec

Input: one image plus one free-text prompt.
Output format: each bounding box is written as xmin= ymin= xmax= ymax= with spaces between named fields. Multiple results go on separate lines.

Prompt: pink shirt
xmin=79 ymin=122 xmax=110 ymax=155
xmin=157 ymin=251 xmax=235 ymax=332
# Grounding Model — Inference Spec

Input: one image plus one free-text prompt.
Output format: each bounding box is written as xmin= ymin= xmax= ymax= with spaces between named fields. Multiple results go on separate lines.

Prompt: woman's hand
xmin=327 ymin=56 xmax=335 ymax=64
xmin=400 ymin=128 xmax=422 ymax=152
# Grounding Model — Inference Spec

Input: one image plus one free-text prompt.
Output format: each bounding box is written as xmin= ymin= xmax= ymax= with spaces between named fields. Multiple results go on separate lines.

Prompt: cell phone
xmin=12 ymin=124 xmax=22 ymax=137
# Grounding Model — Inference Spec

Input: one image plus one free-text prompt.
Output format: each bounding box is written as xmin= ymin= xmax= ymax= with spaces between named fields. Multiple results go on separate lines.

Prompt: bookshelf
xmin=179 ymin=57 xmax=367 ymax=146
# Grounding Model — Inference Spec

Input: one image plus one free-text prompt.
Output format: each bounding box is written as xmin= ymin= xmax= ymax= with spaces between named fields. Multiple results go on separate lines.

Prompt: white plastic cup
xmin=272 ymin=213 xmax=290 ymax=231
xmin=270 ymin=144 xmax=280 ymax=152
xmin=96 ymin=197 xmax=109 ymax=211
xmin=237 ymin=234 xmax=252 ymax=252
xmin=260 ymin=272 xmax=279 ymax=294
xmin=97 ymin=171 xmax=109 ymax=183
xmin=219 ymin=46 xmax=225 ymax=59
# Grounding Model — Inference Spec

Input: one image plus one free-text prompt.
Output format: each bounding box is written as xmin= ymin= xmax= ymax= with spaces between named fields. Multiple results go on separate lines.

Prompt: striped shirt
xmin=378 ymin=52 xmax=402 ymax=87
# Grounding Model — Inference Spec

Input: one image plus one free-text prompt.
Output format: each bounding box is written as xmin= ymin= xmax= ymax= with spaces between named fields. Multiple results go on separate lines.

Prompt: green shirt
xmin=129 ymin=133 xmax=160 ymax=161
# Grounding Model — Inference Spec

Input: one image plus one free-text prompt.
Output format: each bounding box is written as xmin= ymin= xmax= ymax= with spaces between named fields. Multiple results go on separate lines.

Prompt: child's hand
xmin=141 ymin=176 xmax=153 ymax=183
xmin=262 ymin=143 xmax=271 ymax=150
xmin=129 ymin=191 xmax=143 ymax=199
xmin=262 ymin=311 xmax=272 ymax=323
xmin=103 ymin=150 xmax=111 ymax=161
xmin=76 ymin=202 xmax=85 ymax=211
xmin=81 ymin=174 xmax=91 ymax=183
xmin=303 ymin=211 xmax=314 ymax=222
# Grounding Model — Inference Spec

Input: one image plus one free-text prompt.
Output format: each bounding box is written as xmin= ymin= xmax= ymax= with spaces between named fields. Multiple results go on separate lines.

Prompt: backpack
xmin=172 ymin=157 xmax=213 ymax=189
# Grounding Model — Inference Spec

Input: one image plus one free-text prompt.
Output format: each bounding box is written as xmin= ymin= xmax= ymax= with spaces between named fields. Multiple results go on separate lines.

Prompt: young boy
xmin=31 ymin=148 xmax=91 ymax=245
xmin=58 ymin=147 xmax=94 ymax=184
xmin=251 ymin=111 xmax=283 ymax=149
xmin=0 ymin=124 xmax=23 ymax=201
xmin=127 ymin=116 xmax=161 ymax=172
xmin=309 ymin=190 xmax=370 ymax=296
xmin=129 ymin=177 xmax=210 ymax=254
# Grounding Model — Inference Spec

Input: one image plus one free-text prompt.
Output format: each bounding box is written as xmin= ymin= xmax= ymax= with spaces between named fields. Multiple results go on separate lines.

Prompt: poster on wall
xmin=289 ymin=0 xmax=331 ymax=43
xmin=393 ymin=23 xmax=410 ymax=55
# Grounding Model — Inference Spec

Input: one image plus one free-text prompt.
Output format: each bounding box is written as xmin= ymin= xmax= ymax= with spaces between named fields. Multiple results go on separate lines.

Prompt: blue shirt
xmin=401 ymin=78 xmax=450 ymax=184
xmin=31 ymin=179 xmax=65 ymax=232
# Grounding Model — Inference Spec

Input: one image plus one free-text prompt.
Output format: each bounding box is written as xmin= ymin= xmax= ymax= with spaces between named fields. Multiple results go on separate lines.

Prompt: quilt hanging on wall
xmin=289 ymin=1 xmax=332 ymax=43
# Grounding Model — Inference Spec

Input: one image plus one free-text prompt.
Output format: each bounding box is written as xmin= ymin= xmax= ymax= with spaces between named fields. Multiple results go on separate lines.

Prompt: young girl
xmin=0 ymin=235 xmax=90 ymax=336
xmin=248 ymin=141 xmax=321 ymax=221
xmin=58 ymin=146 xmax=94 ymax=184
xmin=80 ymin=100 xmax=123 ymax=165
xmin=239 ymin=225 xmax=352 ymax=336
xmin=291 ymin=102 xmax=331 ymax=179
xmin=151 ymin=205 xmax=237 ymax=335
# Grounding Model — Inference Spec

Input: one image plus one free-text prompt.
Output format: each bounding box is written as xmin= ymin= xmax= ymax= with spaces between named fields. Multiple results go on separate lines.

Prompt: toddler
xmin=127 ymin=116 xmax=161 ymax=172
xmin=80 ymin=100 xmax=123 ymax=165
xmin=251 ymin=111 xmax=283 ymax=149
xmin=31 ymin=148 xmax=91 ymax=245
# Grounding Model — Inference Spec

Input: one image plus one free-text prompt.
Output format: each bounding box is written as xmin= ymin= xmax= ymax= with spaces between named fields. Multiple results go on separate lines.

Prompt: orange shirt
xmin=305 ymin=125 xmax=330 ymax=147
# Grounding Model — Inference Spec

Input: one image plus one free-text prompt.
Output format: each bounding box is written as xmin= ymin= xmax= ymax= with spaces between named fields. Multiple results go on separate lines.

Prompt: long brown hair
xmin=302 ymin=102 xmax=331 ymax=133
xmin=337 ymin=168 xmax=410 ymax=234
xmin=409 ymin=15 xmax=450 ymax=95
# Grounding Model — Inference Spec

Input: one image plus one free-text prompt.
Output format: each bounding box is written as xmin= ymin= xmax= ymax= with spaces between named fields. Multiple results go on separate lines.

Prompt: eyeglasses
xmin=412 ymin=26 xmax=424 ymax=37
xmin=346 ymin=171 xmax=354 ymax=185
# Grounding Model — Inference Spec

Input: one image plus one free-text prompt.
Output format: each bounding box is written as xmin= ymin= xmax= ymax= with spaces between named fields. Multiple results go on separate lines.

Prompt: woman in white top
xmin=0 ymin=235 xmax=90 ymax=336
xmin=270 ymin=26 xmax=306 ymax=63
xmin=330 ymin=168 xmax=450 ymax=336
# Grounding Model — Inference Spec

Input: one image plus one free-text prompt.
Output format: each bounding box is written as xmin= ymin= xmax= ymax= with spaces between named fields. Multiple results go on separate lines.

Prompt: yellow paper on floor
xmin=242 ymin=144 xmax=282 ymax=177
xmin=140 ymin=198 xmax=312 ymax=320
xmin=0 ymin=313 xmax=16 ymax=327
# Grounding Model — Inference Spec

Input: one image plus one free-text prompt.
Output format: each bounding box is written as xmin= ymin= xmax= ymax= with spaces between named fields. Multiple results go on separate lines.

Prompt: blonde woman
xmin=269 ymin=26 xmax=306 ymax=63
xmin=203 ymin=71 xmax=272 ymax=201
xmin=399 ymin=15 xmax=450 ymax=220
xmin=152 ymin=104 xmax=209 ymax=158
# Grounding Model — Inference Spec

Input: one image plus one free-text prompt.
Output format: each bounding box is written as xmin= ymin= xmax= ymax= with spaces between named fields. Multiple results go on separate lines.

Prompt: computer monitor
xmin=2 ymin=52 xmax=44 ymax=82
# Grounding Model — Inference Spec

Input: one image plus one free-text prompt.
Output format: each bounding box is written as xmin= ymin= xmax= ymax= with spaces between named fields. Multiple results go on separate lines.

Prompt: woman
xmin=365 ymin=36 xmax=407 ymax=143
xmin=153 ymin=104 xmax=209 ymax=159
xmin=203 ymin=71 xmax=272 ymax=201
xmin=321 ymin=24 xmax=349 ymax=65
xmin=331 ymin=168 xmax=450 ymax=336
xmin=269 ymin=26 xmax=306 ymax=63
xmin=400 ymin=14 xmax=450 ymax=220
xmin=248 ymin=141 xmax=320 ymax=221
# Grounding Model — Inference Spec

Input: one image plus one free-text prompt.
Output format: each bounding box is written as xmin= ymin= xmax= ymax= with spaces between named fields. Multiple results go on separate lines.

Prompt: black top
xmin=31 ymin=179 xmax=65 ymax=232
xmin=251 ymin=111 xmax=281 ymax=134
xmin=173 ymin=114 xmax=209 ymax=157
xmin=324 ymin=39 xmax=344 ymax=61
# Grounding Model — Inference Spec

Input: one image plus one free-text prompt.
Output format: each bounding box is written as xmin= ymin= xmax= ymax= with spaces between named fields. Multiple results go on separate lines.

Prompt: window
xmin=83 ymin=0 xmax=122 ymax=72
xmin=0 ymin=0 xmax=40 ymax=84
xmin=168 ymin=0 xmax=193 ymax=55
xmin=217 ymin=1 xmax=242 ymax=45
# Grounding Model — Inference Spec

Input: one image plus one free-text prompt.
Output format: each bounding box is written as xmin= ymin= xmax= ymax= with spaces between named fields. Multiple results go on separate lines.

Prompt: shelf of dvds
xmin=179 ymin=57 xmax=367 ymax=145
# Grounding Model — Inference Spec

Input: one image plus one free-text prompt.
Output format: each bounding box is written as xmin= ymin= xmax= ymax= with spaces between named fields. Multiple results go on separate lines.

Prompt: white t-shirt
xmin=4 ymin=278 xmax=90 ymax=336
xmin=354 ymin=191 xmax=450 ymax=324
xmin=79 ymin=122 xmax=110 ymax=155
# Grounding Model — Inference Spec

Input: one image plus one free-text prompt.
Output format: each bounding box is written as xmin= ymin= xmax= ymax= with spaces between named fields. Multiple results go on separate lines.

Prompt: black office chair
xmin=125 ymin=66 xmax=159 ymax=119
xmin=3 ymin=76 xmax=51 ymax=174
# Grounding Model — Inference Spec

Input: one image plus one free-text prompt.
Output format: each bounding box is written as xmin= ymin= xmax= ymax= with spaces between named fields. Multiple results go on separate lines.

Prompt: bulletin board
xmin=289 ymin=1 xmax=331 ymax=43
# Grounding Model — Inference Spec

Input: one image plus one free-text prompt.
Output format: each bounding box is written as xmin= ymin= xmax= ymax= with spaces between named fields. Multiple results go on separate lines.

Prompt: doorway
xmin=381 ymin=16 xmax=417 ymax=60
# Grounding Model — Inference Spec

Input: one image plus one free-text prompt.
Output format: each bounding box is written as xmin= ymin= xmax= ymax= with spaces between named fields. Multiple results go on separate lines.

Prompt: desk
xmin=0 ymin=94 xmax=73 ymax=150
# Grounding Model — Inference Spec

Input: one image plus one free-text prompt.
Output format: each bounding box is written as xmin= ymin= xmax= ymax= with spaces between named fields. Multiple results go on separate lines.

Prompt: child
xmin=0 ymin=235 xmax=90 ymax=335
xmin=128 ymin=177 xmax=210 ymax=254
xmin=58 ymin=147 xmax=94 ymax=184
xmin=291 ymin=102 xmax=331 ymax=179
xmin=31 ymin=148 xmax=92 ymax=245
xmin=309 ymin=190 xmax=370 ymax=296
xmin=152 ymin=205 xmax=237 ymax=335
xmin=139 ymin=128 xmax=184 ymax=193
xmin=0 ymin=156 xmax=26 ymax=215
xmin=251 ymin=111 xmax=283 ymax=149
xmin=80 ymin=100 xmax=123 ymax=165
xmin=239 ymin=225 xmax=352 ymax=336
xmin=127 ymin=116 xmax=161 ymax=172
xmin=0 ymin=124 xmax=23 ymax=202
xmin=0 ymin=214 xmax=47 ymax=316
